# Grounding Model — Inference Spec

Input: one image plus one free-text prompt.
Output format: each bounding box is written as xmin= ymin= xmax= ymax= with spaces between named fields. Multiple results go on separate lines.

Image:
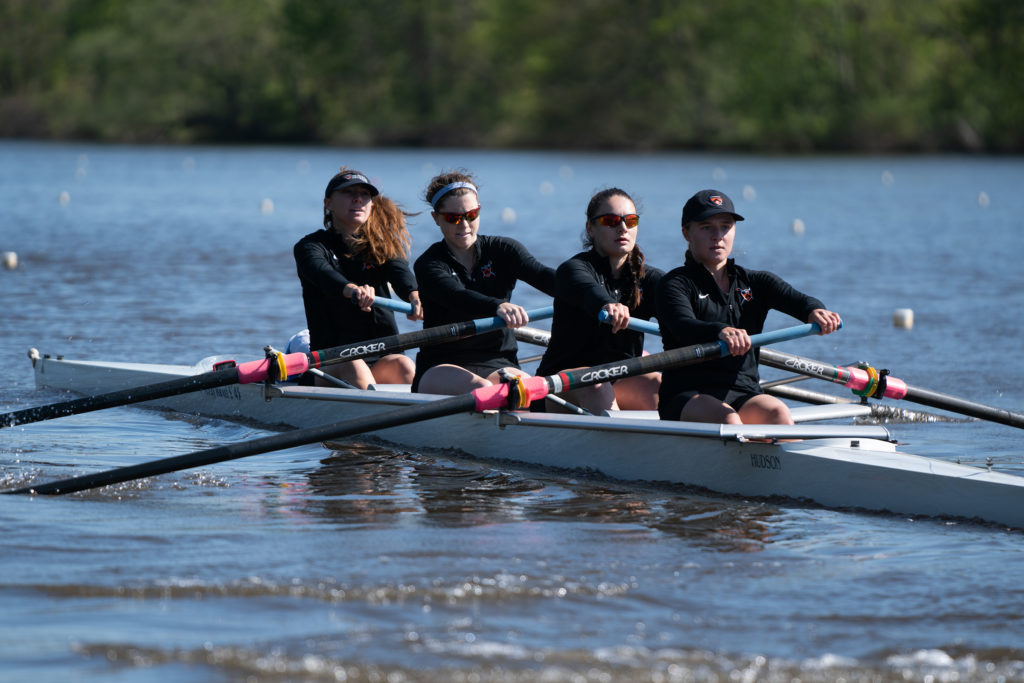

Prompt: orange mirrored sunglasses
xmin=592 ymin=213 xmax=639 ymax=228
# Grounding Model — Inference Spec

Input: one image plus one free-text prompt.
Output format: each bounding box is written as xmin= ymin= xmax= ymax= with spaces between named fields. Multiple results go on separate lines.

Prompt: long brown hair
xmin=324 ymin=166 xmax=413 ymax=263
xmin=584 ymin=187 xmax=646 ymax=309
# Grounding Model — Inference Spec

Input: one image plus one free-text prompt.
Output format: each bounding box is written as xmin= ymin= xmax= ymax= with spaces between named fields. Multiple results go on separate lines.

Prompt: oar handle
xmin=742 ymin=323 xmax=824 ymax=354
xmin=370 ymin=297 xmax=414 ymax=314
xmin=597 ymin=311 xmax=661 ymax=335
xmin=597 ymin=313 xmax=837 ymax=350
xmin=474 ymin=306 xmax=554 ymax=334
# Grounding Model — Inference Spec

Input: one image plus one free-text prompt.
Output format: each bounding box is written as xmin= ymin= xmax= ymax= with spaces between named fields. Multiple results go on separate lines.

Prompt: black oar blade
xmin=7 ymin=394 xmax=477 ymax=496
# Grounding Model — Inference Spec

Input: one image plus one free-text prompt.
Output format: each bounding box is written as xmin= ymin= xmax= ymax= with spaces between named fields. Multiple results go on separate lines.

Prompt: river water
xmin=1 ymin=140 xmax=1023 ymax=681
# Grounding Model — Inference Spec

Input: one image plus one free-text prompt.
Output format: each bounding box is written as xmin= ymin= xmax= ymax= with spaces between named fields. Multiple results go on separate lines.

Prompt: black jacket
xmin=537 ymin=249 xmax=663 ymax=375
xmin=656 ymin=251 xmax=824 ymax=400
xmin=294 ymin=229 xmax=417 ymax=350
xmin=413 ymin=234 xmax=555 ymax=370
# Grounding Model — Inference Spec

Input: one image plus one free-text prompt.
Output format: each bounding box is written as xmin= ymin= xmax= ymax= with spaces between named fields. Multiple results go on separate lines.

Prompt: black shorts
xmin=658 ymin=386 xmax=761 ymax=421
xmin=411 ymin=355 xmax=520 ymax=392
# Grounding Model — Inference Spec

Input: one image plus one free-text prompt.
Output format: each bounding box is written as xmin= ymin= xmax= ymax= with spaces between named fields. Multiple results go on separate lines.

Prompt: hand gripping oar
xmin=758 ymin=348 xmax=1024 ymax=429
xmin=597 ymin=311 xmax=661 ymax=335
xmin=366 ymin=297 xmax=414 ymax=314
xmin=6 ymin=322 xmax=824 ymax=496
xmin=4 ymin=305 xmax=553 ymax=429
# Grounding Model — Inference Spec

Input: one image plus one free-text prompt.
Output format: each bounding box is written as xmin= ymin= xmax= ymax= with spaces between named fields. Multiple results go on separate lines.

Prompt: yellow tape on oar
xmin=497 ymin=369 xmax=532 ymax=409
xmin=263 ymin=346 xmax=289 ymax=383
xmin=852 ymin=363 xmax=879 ymax=398
xmin=508 ymin=374 xmax=531 ymax=409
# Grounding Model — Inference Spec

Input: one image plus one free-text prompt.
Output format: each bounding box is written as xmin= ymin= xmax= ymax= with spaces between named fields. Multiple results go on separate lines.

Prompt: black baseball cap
xmin=681 ymin=189 xmax=744 ymax=226
xmin=324 ymin=171 xmax=379 ymax=198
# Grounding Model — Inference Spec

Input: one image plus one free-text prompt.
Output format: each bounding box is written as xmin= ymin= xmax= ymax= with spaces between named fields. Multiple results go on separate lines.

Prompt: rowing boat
xmin=27 ymin=350 xmax=1024 ymax=529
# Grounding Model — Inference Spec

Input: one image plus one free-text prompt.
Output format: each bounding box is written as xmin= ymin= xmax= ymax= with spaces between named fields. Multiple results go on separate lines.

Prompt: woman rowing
xmin=657 ymin=189 xmax=842 ymax=424
xmin=294 ymin=168 xmax=422 ymax=389
xmin=412 ymin=170 xmax=556 ymax=395
xmin=536 ymin=188 xmax=663 ymax=414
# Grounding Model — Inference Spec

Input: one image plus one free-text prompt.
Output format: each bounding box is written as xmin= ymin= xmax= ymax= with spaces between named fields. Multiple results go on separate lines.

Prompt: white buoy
xmin=2 ymin=251 xmax=17 ymax=270
xmin=978 ymin=191 xmax=990 ymax=208
xmin=260 ymin=198 xmax=274 ymax=215
xmin=538 ymin=181 xmax=554 ymax=196
xmin=881 ymin=170 xmax=894 ymax=186
xmin=791 ymin=218 xmax=805 ymax=235
xmin=58 ymin=191 xmax=70 ymax=206
xmin=501 ymin=207 xmax=517 ymax=225
xmin=742 ymin=185 xmax=756 ymax=201
xmin=893 ymin=308 xmax=914 ymax=329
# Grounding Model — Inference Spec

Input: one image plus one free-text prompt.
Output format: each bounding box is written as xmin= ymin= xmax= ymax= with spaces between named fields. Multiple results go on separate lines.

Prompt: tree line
xmin=1 ymin=0 xmax=1021 ymax=152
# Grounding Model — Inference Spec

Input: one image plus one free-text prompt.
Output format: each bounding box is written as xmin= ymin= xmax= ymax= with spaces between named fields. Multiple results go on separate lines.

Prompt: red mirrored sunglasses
xmin=439 ymin=206 xmax=481 ymax=224
xmin=592 ymin=213 xmax=640 ymax=228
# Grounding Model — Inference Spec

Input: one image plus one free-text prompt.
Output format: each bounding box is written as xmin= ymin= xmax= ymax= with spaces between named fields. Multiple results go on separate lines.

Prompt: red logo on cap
xmin=710 ymin=195 xmax=723 ymax=206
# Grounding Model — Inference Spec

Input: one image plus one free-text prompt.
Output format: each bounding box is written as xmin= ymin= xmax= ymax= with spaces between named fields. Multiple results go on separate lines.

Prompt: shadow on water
xmin=296 ymin=440 xmax=780 ymax=552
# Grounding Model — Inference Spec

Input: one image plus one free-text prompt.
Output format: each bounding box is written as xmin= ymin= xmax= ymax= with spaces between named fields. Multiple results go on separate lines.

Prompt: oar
xmin=7 ymin=322 xmax=826 ymax=495
xmin=595 ymin=314 xmax=1015 ymax=426
xmin=5 ymin=305 xmax=554 ymax=429
xmin=512 ymin=326 xmax=552 ymax=347
xmin=369 ymin=297 xmax=413 ymax=314
xmin=598 ymin=311 xmax=661 ymax=335
xmin=759 ymin=348 xmax=1024 ymax=429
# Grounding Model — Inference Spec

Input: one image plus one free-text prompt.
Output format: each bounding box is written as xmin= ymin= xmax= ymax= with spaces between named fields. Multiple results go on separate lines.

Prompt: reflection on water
xmin=295 ymin=440 xmax=779 ymax=552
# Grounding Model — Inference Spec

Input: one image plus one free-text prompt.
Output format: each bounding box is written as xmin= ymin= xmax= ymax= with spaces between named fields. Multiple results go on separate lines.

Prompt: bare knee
xmin=739 ymin=396 xmax=793 ymax=425
xmin=680 ymin=394 xmax=738 ymax=424
xmin=419 ymin=365 xmax=491 ymax=395
xmin=372 ymin=354 xmax=415 ymax=384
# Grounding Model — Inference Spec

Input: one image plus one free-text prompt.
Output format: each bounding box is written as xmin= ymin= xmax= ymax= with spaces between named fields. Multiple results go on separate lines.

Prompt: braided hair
xmin=583 ymin=188 xmax=646 ymax=309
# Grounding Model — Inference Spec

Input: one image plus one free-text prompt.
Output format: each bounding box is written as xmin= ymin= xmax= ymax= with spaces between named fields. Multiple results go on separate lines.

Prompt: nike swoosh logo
xmin=698 ymin=293 xmax=710 ymax=300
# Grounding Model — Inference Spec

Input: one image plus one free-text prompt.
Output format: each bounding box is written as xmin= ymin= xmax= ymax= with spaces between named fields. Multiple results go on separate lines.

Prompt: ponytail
xmin=348 ymin=195 xmax=413 ymax=264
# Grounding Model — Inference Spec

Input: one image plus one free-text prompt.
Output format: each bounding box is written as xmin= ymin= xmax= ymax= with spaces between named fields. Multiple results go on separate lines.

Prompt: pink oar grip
xmin=844 ymin=367 xmax=870 ymax=392
xmin=236 ymin=353 xmax=310 ymax=384
xmin=473 ymin=376 xmax=549 ymax=411
xmin=843 ymin=366 xmax=908 ymax=400
xmin=881 ymin=376 xmax=908 ymax=400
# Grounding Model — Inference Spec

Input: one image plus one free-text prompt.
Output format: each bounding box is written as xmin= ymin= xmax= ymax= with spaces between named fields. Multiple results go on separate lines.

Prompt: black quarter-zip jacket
xmin=294 ymin=229 xmax=418 ymax=350
xmin=656 ymin=251 xmax=825 ymax=402
xmin=413 ymin=235 xmax=556 ymax=370
xmin=536 ymin=249 xmax=663 ymax=376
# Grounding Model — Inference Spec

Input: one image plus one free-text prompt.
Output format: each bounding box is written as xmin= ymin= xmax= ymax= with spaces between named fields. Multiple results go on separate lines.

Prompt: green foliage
xmin=1 ymin=0 xmax=1021 ymax=150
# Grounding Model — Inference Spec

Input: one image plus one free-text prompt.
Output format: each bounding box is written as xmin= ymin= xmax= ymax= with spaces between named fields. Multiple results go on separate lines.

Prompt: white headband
xmin=430 ymin=181 xmax=478 ymax=209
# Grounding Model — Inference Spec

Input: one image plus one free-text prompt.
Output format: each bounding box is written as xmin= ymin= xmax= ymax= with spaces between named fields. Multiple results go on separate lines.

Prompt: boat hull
xmin=29 ymin=353 xmax=1024 ymax=529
